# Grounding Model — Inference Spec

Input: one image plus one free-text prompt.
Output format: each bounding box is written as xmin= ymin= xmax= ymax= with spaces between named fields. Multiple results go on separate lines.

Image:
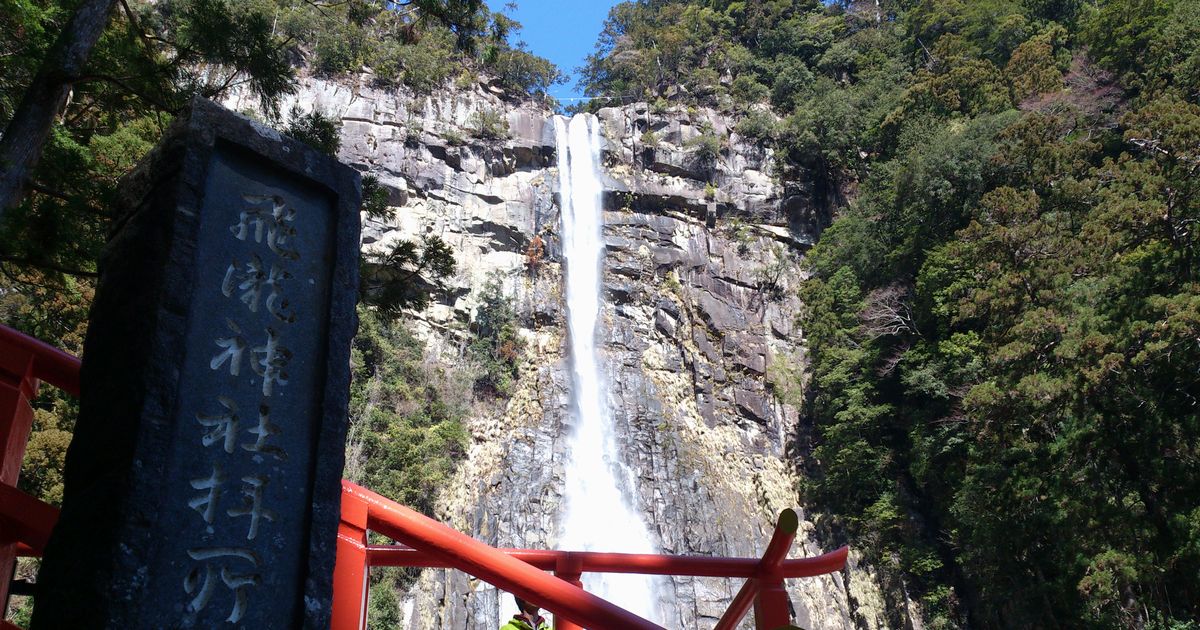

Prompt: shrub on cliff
xmin=471 ymin=108 xmax=510 ymax=140
xmin=468 ymin=273 xmax=522 ymax=398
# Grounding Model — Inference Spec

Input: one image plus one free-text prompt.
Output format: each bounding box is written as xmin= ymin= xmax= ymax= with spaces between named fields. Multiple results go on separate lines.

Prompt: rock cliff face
xmin=226 ymin=78 xmax=891 ymax=629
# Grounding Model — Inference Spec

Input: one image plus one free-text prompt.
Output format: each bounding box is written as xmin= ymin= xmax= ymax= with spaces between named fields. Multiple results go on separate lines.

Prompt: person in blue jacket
xmin=500 ymin=594 xmax=550 ymax=630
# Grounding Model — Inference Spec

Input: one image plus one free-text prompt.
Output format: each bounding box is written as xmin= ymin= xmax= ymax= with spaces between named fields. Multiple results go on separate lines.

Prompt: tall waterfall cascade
xmin=554 ymin=114 xmax=665 ymax=622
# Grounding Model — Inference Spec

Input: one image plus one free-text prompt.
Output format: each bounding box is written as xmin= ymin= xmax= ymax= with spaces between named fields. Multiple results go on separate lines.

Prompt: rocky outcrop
xmin=225 ymin=77 xmax=893 ymax=629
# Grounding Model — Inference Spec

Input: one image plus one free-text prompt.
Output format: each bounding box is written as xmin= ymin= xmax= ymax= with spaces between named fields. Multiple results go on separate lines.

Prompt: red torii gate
xmin=0 ymin=324 xmax=848 ymax=630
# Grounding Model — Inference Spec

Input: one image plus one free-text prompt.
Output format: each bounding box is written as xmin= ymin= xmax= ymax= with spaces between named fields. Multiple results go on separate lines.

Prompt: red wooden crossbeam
xmin=337 ymin=481 xmax=664 ymax=630
xmin=0 ymin=325 xmax=81 ymax=397
xmin=0 ymin=485 xmax=60 ymax=555
xmin=366 ymin=543 xmax=849 ymax=579
xmin=714 ymin=508 xmax=799 ymax=630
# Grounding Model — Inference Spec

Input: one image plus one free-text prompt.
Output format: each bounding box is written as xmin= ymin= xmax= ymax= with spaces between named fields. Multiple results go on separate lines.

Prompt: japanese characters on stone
xmin=185 ymin=193 xmax=299 ymax=623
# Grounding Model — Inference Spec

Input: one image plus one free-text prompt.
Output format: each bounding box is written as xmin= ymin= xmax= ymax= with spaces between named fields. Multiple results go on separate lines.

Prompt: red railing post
xmin=714 ymin=578 xmax=758 ymax=630
xmin=753 ymin=573 xmax=790 ymax=630
xmin=553 ymin=552 xmax=584 ymax=630
xmin=331 ymin=486 xmax=370 ymax=630
xmin=751 ymin=509 xmax=798 ymax=630
xmin=716 ymin=509 xmax=799 ymax=630
xmin=0 ymin=347 xmax=37 ymax=612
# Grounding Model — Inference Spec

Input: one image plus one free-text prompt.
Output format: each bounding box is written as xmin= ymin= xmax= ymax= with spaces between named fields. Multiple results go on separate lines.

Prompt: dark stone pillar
xmin=32 ymin=98 xmax=361 ymax=629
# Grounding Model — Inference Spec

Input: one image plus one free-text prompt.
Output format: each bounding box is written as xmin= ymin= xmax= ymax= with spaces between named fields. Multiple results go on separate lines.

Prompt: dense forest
xmin=4 ymin=0 xmax=1199 ymax=627
xmin=580 ymin=0 xmax=1199 ymax=627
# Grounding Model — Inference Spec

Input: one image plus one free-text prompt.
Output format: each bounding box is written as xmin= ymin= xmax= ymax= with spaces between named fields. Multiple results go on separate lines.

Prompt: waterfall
xmin=554 ymin=114 xmax=663 ymax=622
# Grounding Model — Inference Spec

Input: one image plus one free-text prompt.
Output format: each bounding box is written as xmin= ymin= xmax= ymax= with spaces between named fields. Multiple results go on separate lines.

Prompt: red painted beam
xmin=0 ymin=324 xmax=80 ymax=396
xmin=752 ymin=509 xmax=799 ymax=630
xmin=0 ymin=484 xmax=59 ymax=554
xmin=714 ymin=509 xmax=804 ymax=630
xmin=0 ymin=325 xmax=854 ymax=630
xmin=0 ymin=331 xmax=49 ymax=613
xmin=366 ymin=545 xmax=849 ymax=578
xmin=758 ymin=509 xmax=798 ymax=573
xmin=553 ymin=553 xmax=585 ymax=630
xmin=346 ymin=481 xmax=664 ymax=630
xmin=331 ymin=488 xmax=370 ymax=630
xmin=714 ymin=577 xmax=759 ymax=630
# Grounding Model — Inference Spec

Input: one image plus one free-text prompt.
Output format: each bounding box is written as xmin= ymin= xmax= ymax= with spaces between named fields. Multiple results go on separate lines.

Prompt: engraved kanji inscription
xmin=221 ymin=254 xmax=295 ymax=322
xmin=188 ymin=465 xmax=226 ymax=525
xmin=210 ymin=320 xmax=246 ymax=376
xmin=197 ymin=396 xmax=239 ymax=454
xmin=243 ymin=404 xmax=286 ymax=461
xmin=227 ymin=475 xmax=276 ymax=541
xmin=250 ymin=328 xmax=290 ymax=397
xmin=231 ymin=195 xmax=299 ymax=260
xmin=184 ymin=547 xmax=262 ymax=623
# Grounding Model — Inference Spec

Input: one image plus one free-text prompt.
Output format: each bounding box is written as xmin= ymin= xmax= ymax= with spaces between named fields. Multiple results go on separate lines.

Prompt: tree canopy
xmin=585 ymin=0 xmax=1200 ymax=627
xmin=0 ymin=0 xmax=558 ymax=326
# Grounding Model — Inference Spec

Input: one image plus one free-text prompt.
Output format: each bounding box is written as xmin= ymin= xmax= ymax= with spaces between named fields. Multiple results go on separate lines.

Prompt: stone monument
xmin=32 ymin=98 xmax=361 ymax=628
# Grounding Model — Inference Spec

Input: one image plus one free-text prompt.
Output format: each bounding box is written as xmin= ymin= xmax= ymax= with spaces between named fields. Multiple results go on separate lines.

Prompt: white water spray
xmin=554 ymin=114 xmax=663 ymax=622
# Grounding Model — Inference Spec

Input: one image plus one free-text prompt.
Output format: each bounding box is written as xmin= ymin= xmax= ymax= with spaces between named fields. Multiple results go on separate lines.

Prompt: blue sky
xmin=488 ymin=0 xmax=623 ymax=102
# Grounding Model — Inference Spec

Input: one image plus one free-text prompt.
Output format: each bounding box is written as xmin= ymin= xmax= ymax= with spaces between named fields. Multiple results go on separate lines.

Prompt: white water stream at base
xmin=554 ymin=113 xmax=664 ymax=623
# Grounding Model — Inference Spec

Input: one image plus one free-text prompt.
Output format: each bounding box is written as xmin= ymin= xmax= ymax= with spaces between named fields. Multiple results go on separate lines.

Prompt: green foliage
xmin=1 ymin=0 xmax=288 ymax=318
xmin=360 ymin=235 xmax=457 ymax=313
xmin=754 ymin=243 xmax=789 ymax=300
xmin=372 ymin=25 xmax=457 ymax=93
xmin=20 ymin=403 xmax=76 ymax=505
xmin=367 ymin=570 xmax=405 ymax=627
xmin=1080 ymin=0 xmax=1172 ymax=88
xmin=484 ymin=39 xmax=565 ymax=98
xmin=300 ymin=0 xmax=561 ymax=97
xmin=468 ymin=273 xmax=522 ymax=397
xmin=0 ymin=0 xmax=67 ymax=123
xmin=684 ymin=125 xmax=723 ymax=165
xmin=1004 ymin=25 xmax=1069 ymax=102
xmin=730 ymin=74 xmax=770 ymax=105
xmin=346 ymin=307 xmax=469 ymax=516
xmin=153 ymin=0 xmax=297 ymax=114
xmin=732 ymin=108 xmax=777 ymax=140
xmin=360 ymin=174 xmax=391 ymax=221
xmin=581 ymin=2 xmax=734 ymax=102
xmin=0 ymin=0 xmax=557 ymax=325
xmin=798 ymin=54 xmax=1200 ymax=630
xmin=470 ymin=108 xmax=509 ymax=140
xmin=1082 ymin=0 xmax=1200 ymax=98
xmin=285 ymin=105 xmax=341 ymax=155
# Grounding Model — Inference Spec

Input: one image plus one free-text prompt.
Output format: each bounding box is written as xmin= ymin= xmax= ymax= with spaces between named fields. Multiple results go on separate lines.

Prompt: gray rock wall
xmin=225 ymin=77 xmax=894 ymax=629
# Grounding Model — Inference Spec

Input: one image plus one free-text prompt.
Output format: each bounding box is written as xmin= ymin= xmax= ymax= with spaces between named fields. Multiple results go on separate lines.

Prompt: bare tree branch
xmin=860 ymin=283 xmax=918 ymax=340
